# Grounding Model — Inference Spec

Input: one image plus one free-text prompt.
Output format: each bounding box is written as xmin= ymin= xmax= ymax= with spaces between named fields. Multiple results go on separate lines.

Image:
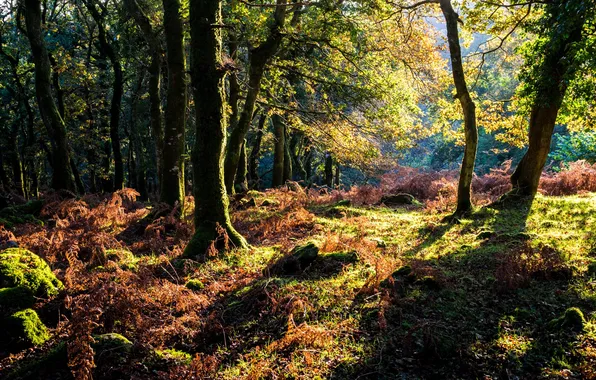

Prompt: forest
xmin=1 ymin=0 xmax=596 ymax=378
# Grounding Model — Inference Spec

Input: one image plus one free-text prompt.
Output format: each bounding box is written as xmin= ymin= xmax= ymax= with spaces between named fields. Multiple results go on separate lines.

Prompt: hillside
xmin=1 ymin=189 xmax=595 ymax=379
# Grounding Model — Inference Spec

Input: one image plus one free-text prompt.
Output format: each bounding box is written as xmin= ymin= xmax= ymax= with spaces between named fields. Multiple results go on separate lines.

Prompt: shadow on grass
xmin=332 ymin=196 xmax=596 ymax=378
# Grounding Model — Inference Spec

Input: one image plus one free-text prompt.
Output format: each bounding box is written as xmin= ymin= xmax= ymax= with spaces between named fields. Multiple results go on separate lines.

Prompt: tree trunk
xmin=334 ymin=163 xmax=340 ymax=188
xmin=440 ymin=0 xmax=478 ymax=215
xmin=0 ymin=153 xmax=10 ymax=192
xmin=234 ymin=141 xmax=249 ymax=193
xmin=223 ymin=0 xmax=287 ymax=193
xmin=124 ymin=0 xmax=164 ymax=190
xmin=24 ymin=0 xmax=75 ymax=191
xmin=272 ymin=114 xmax=285 ymax=187
xmin=161 ymin=0 xmax=186 ymax=208
xmin=324 ymin=152 xmax=333 ymax=187
xmin=185 ymin=0 xmax=248 ymax=258
xmin=10 ymin=123 xmax=24 ymax=197
xmin=85 ymin=0 xmax=124 ymax=190
xmin=283 ymin=128 xmax=292 ymax=183
xmin=510 ymin=7 xmax=587 ymax=197
xmin=248 ymin=113 xmax=266 ymax=189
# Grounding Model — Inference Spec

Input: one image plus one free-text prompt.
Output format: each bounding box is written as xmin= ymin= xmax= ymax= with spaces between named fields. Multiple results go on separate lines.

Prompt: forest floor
xmin=1 ymin=187 xmax=596 ymax=379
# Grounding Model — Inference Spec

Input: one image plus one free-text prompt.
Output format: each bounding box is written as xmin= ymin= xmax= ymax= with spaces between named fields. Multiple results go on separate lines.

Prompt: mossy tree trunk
xmin=440 ymin=0 xmax=478 ymax=215
xmin=24 ymin=0 xmax=76 ymax=192
xmin=510 ymin=6 xmax=587 ymax=197
xmin=223 ymin=0 xmax=287 ymax=194
xmin=283 ymin=127 xmax=292 ymax=183
xmin=248 ymin=113 xmax=266 ymax=189
xmin=272 ymin=114 xmax=285 ymax=187
xmin=124 ymin=0 xmax=164 ymax=192
xmin=161 ymin=0 xmax=187 ymax=209
xmin=234 ymin=141 xmax=249 ymax=193
xmin=185 ymin=0 xmax=248 ymax=258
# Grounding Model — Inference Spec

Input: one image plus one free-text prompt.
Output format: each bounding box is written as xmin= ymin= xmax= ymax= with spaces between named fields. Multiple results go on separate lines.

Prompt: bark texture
xmin=440 ymin=0 xmax=478 ymax=215
xmin=24 ymin=0 xmax=75 ymax=191
xmin=161 ymin=0 xmax=187 ymax=208
xmin=185 ymin=0 xmax=248 ymax=258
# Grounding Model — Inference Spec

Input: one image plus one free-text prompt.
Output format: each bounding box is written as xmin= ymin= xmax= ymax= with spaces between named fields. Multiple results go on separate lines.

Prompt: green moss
xmin=549 ymin=307 xmax=587 ymax=332
xmin=154 ymin=348 xmax=192 ymax=364
xmin=6 ymin=308 xmax=50 ymax=346
xmin=0 ymin=248 xmax=63 ymax=298
xmin=185 ymin=278 xmax=205 ymax=291
xmin=93 ymin=333 xmax=133 ymax=352
xmin=0 ymin=286 xmax=35 ymax=309
xmin=105 ymin=249 xmax=139 ymax=271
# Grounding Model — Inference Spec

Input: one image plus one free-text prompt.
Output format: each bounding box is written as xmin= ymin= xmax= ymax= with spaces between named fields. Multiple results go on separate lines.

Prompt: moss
xmin=6 ymin=308 xmax=50 ymax=347
xmin=105 ymin=249 xmax=139 ymax=271
xmin=0 ymin=200 xmax=44 ymax=227
xmin=549 ymin=307 xmax=586 ymax=332
xmin=93 ymin=333 xmax=133 ymax=353
xmin=185 ymin=279 xmax=205 ymax=291
xmin=0 ymin=248 xmax=63 ymax=298
xmin=154 ymin=348 xmax=192 ymax=364
xmin=0 ymin=286 xmax=35 ymax=309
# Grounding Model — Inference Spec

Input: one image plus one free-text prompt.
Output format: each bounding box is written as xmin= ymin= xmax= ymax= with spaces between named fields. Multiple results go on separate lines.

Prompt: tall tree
xmin=161 ymin=0 xmax=186 ymax=208
xmin=84 ymin=0 xmax=124 ymax=190
xmin=223 ymin=0 xmax=288 ymax=193
xmin=440 ymin=0 xmax=478 ymax=215
xmin=185 ymin=0 xmax=248 ymax=257
xmin=23 ymin=0 xmax=76 ymax=191
xmin=510 ymin=0 xmax=592 ymax=197
xmin=124 ymin=0 xmax=164 ymax=191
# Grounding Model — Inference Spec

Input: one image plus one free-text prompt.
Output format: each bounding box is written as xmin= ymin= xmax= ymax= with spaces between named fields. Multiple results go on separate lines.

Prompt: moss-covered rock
xmin=185 ymin=279 xmax=204 ymax=291
xmin=93 ymin=333 xmax=133 ymax=353
xmin=0 ymin=286 xmax=35 ymax=309
xmin=549 ymin=307 xmax=587 ymax=332
xmin=5 ymin=308 xmax=50 ymax=347
xmin=0 ymin=248 xmax=63 ymax=298
xmin=105 ymin=249 xmax=139 ymax=271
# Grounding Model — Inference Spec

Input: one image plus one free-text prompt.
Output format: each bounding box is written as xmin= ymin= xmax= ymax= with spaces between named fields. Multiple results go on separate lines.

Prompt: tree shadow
xmin=329 ymin=196 xmax=596 ymax=378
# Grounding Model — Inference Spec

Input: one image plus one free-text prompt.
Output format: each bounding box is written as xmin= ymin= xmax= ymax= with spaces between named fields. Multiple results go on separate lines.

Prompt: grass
xmin=1 ymin=191 xmax=596 ymax=378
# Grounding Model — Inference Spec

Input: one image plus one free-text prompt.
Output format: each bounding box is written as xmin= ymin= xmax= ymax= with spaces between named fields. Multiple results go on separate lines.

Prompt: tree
xmin=83 ymin=0 xmax=124 ymax=190
xmin=223 ymin=0 xmax=288 ymax=194
xmin=161 ymin=0 xmax=186 ymax=208
xmin=185 ymin=0 xmax=248 ymax=257
xmin=510 ymin=0 xmax=594 ymax=197
xmin=439 ymin=0 xmax=478 ymax=214
xmin=124 ymin=0 xmax=165 ymax=192
xmin=23 ymin=0 xmax=76 ymax=191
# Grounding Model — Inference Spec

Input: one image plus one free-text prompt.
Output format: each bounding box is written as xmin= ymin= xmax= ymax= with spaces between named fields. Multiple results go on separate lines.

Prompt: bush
xmin=0 ymin=248 xmax=63 ymax=298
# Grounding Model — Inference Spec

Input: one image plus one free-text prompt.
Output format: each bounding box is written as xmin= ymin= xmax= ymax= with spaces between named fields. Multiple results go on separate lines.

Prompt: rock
xmin=370 ymin=238 xmax=386 ymax=248
xmin=549 ymin=307 xmax=586 ymax=332
xmin=477 ymin=230 xmax=495 ymax=239
xmin=0 ymin=248 xmax=64 ymax=298
xmin=4 ymin=308 xmax=50 ymax=347
xmin=261 ymin=199 xmax=279 ymax=208
xmin=185 ymin=279 xmax=204 ymax=291
xmin=268 ymin=242 xmax=320 ymax=275
xmin=380 ymin=265 xmax=414 ymax=288
xmin=379 ymin=193 xmax=417 ymax=206
xmin=0 ymin=286 xmax=35 ymax=309
xmin=237 ymin=197 xmax=257 ymax=210
xmin=93 ymin=333 xmax=133 ymax=354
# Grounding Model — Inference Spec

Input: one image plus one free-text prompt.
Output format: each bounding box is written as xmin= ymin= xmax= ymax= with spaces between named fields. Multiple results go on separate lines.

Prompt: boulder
xmin=0 ymin=248 xmax=63 ymax=298
xmin=4 ymin=308 xmax=50 ymax=347
xmin=379 ymin=193 xmax=417 ymax=206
